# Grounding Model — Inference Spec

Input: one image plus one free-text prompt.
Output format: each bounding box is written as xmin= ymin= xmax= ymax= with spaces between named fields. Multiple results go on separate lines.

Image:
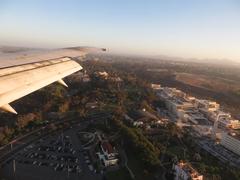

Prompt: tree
xmin=58 ymin=101 xmax=70 ymax=113
xmin=16 ymin=113 xmax=36 ymax=129
xmin=112 ymin=118 xmax=160 ymax=170
xmin=0 ymin=132 xmax=6 ymax=145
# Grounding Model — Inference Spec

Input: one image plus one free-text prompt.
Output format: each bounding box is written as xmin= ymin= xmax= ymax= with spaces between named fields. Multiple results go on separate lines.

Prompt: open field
xmin=175 ymin=73 xmax=240 ymax=93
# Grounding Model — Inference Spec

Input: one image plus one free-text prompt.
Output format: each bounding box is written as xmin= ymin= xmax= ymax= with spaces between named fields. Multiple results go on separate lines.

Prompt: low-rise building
xmin=184 ymin=111 xmax=208 ymax=125
xmin=228 ymin=120 xmax=240 ymax=129
xmin=151 ymin=83 xmax=161 ymax=90
xmin=97 ymin=141 xmax=118 ymax=167
xmin=195 ymin=99 xmax=220 ymax=116
xmin=133 ymin=121 xmax=144 ymax=127
xmin=82 ymin=75 xmax=91 ymax=82
xmin=109 ymin=76 xmax=122 ymax=82
xmin=209 ymin=111 xmax=231 ymax=123
xmin=86 ymin=101 xmax=98 ymax=109
xmin=186 ymin=96 xmax=196 ymax=104
xmin=165 ymin=98 xmax=195 ymax=118
xmin=95 ymin=71 xmax=109 ymax=79
xmin=173 ymin=161 xmax=203 ymax=180
xmin=218 ymin=118 xmax=240 ymax=130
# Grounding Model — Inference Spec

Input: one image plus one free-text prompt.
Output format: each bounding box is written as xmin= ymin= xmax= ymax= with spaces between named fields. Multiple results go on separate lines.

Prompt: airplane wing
xmin=0 ymin=47 xmax=106 ymax=114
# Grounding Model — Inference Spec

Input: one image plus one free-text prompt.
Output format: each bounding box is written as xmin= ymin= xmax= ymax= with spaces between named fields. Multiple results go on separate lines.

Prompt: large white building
xmin=173 ymin=161 xmax=203 ymax=180
xmin=220 ymin=132 xmax=240 ymax=156
xmin=158 ymin=87 xmax=195 ymax=118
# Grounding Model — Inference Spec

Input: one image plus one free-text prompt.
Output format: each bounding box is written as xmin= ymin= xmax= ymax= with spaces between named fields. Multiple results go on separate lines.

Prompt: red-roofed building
xmin=97 ymin=141 xmax=118 ymax=167
xmin=101 ymin=141 xmax=114 ymax=154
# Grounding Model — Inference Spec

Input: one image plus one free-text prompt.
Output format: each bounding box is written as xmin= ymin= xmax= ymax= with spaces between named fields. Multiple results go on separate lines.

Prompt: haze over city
xmin=1 ymin=0 xmax=240 ymax=61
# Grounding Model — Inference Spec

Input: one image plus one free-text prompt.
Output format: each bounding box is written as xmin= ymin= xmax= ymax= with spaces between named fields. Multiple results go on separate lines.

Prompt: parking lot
xmin=198 ymin=138 xmax=240 ymax=167
xmin=0 ymin=125 xmax=103 ymax=180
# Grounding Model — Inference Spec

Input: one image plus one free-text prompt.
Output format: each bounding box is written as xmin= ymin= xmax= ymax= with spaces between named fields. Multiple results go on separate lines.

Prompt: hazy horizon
xmin=1 ymin=0 xmax=240 ymax=62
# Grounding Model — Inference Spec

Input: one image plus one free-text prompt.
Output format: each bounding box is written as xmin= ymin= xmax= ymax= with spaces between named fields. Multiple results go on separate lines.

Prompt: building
xmin=82 ymin=75 xmax=91 ymax=82
xmin=166 ymin=99 xmax=195 ymax=118
xmin=151 ymin=83 xmax=161 ymax=90
xmin=209 ymin=111 xmax=231 ymax=123
xmin=218 ymin=118 xmax=240 ymax=130
xmin=228 ymin=120 xmax=240 ymax=129
xmin=182 ymin=111 xmax=211 ymax=136
xmin=173 ymin=161 xmax=203 ymax=180
xmin=133 ymin=121 xmax=144 ymax=127
xmin=195 ymin=99 xmax=220 ymax=116
xmin=96 ymin=71 xmax=109 ymax=79
xmin=211 ymin=112 xmax=237 ymax=140
xmin=184 ymin=111 xmax=208 ymax=125
xmin=157 ymin=87 xmax=195 ymax=118
xmin=220 ymin=132 xmax=240 ymax=156
xmin=109 ymin=76 xmax=122 ymax=82
xmin=96 ymin=141 xmax=118 ymax=167
xmin=186 ymin=96 xmax=196 ymax=104
xmin=86 ymin=101 xmax=98 ymax=109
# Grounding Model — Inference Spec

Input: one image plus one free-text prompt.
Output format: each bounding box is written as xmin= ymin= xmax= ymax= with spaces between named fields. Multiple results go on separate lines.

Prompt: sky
xmin=0 ymin=0 xmax=240 ymax=61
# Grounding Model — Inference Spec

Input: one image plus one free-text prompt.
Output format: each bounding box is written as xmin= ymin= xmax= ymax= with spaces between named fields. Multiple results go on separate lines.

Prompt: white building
xmin=94 ymin=71 xmax=109 ymax=79
xmin=166 ymin=99 xmax=195 ymax=118
xmin=228 ymin=120 xmax=240 ymax=130
xmin=209 ymin=111 xmax=231 ymax=123
xmin=133 ymin=121 xmax=144 ymax=127
xmin=98 ymin=71 xmax=108 ymax=76
xmin=151 ymin=83 xmax=161 ymax=90
xmin=195 ymin=99 xmax=220 ymax=116
xmin=173 ymin=161 xmax=203 ymax=180
xmin=218 ymin=118 xmax=240 ymax=130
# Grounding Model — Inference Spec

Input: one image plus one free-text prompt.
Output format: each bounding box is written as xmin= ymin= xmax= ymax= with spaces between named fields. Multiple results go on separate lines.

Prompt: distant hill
xmin=152 ymin=54 xmax=240 ymax=67
xmin=0 ymin=46 xmax=41 ymax=53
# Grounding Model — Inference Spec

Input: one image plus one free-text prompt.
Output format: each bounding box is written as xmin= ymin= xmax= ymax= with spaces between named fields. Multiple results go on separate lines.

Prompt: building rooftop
xmin=101 ymin=141 xmax=114 ymax=154
xmin=177 ymin=161 xmax=203 ymax=179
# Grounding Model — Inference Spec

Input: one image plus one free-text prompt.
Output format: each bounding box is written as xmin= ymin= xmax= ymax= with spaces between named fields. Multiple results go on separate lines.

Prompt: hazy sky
xmin=1 ymin=0 xmax=240 ymax=61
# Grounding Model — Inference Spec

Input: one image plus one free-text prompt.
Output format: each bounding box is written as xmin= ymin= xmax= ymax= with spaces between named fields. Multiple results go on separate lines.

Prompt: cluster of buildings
xmin=173 ymin=161 xmax=203 ymax=180
xmin=153 ymin=84 xmax=240 ymax=157
xmin=95 ymin=71 xmax=122 ymax=82
xmin=124 ymin=109 xmax=166 ymax=130
xmin=69 ymin=71 xmax=91 ymax=83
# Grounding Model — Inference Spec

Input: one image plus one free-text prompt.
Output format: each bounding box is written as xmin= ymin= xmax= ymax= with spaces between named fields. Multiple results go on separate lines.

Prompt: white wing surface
xmin=0 ymin=47 xmax=106 ymax=113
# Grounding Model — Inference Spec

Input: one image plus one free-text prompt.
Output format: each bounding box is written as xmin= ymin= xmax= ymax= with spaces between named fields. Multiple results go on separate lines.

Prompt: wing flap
xmin=57 ymin=79 xmax=68 ymax=87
